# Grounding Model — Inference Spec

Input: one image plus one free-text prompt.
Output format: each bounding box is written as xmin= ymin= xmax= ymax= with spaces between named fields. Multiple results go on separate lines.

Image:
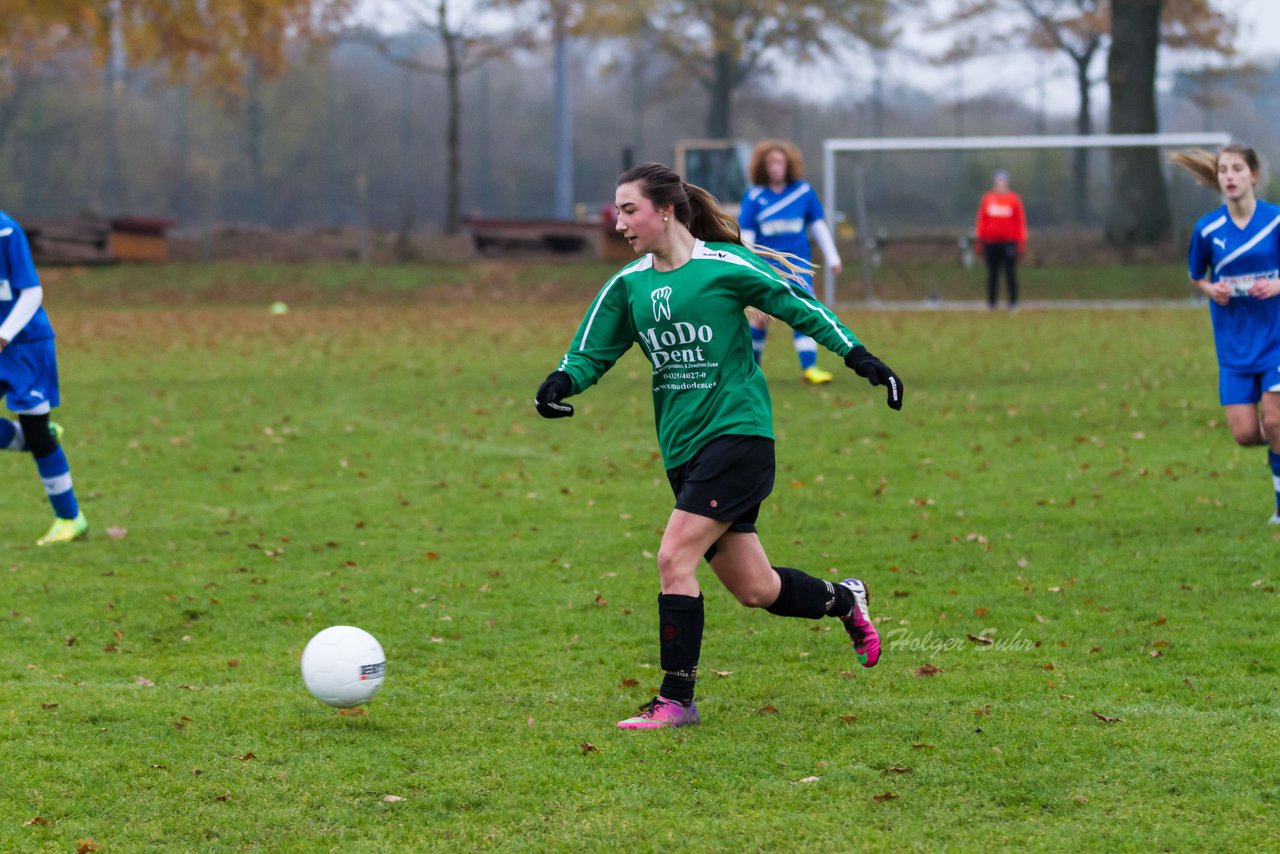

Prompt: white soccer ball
xmin=300 ymin=625 xmax=386 ymax=708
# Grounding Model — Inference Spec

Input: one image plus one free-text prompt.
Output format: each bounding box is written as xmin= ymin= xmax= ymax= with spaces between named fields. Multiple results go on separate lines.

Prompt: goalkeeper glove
xmin=844 ymin=346 xmax=903 ymax=411
xmin=535 ymin=371 xmax=575 ymax=418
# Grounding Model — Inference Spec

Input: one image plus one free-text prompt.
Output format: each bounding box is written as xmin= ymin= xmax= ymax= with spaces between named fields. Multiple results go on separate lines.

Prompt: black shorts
xmin=666 ymin=435 xmax=775 ymax=532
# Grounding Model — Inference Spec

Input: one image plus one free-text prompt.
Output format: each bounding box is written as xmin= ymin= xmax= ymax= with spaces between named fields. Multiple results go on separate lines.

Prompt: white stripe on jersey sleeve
xmin=691 ymin=241 xmax=853 ymax=350
xmin=0 ymin=228 xmax=12 ymax=237
xmin=1199 ymin=215 xmax=1227 ymax=237
xmin=1214 ymin=214 xmax=1280 ymax=277
xmin=0 ymin=285 xmax=42 ymax=342
xmin=571 ymin=255 xmax=653 ymax=357
xmin=758 ymin=183 xmax=812 ymax=221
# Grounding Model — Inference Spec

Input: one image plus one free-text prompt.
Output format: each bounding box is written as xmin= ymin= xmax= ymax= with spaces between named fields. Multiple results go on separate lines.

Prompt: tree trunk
xmin=707 ymin=49 xmax=733 ymax=138
xmin=246 ymin=59 xmax=266 ymax=225
xmin=1071 ymin=52 xmax=1093 ymax=223
xmin=552 ymin=22 xmax=573 ymax=219
xmin=1106 ymin=0 xmax=1170 ymax=246
xmin=396 ymin=66 xmax=415 ymax=259
xmin=102 ymin=57 xmax=120 ymax=216
xmin=445 ymin=57 xmax=462 ymax=235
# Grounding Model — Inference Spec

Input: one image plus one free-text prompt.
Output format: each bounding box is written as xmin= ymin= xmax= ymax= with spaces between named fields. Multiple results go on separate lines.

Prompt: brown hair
xmin=749 ymin=139 xmax=804 ymax=187
xmin=617 ymin=162 xmax=812 ymax=286
xmin=1169 ymin=143 xmax=1263 ymax=190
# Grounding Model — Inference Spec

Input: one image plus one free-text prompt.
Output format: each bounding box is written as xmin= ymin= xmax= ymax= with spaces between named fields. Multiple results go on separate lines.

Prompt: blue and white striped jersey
xmin=1188 ymin=200 xmax=1280 ymax=371
xmin=738 ymin=181 xmax=826 ymax=266
xmin=0 ymin=212 xmax=53 ymax=344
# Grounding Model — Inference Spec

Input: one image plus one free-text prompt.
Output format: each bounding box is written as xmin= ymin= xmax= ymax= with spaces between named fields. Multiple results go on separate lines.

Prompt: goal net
xmin=819 ymin=133 xmax=1233 ymax=307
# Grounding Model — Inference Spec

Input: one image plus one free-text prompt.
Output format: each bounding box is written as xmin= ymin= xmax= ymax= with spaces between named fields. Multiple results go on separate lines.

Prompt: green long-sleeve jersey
xmin=557 ymin=240 xmax=863 ymax=468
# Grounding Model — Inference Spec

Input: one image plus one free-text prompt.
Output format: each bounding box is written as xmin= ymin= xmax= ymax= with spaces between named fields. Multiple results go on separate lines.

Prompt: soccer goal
xmin=820 ymin=132 xmax=1233 ymax=306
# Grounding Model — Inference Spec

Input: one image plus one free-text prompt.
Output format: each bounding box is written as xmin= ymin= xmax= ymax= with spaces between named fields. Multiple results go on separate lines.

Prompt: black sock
xmin=658 ymin=593 xmax=703 ymax=706
xmin=765 ymin=566 xmax=852 ymax=619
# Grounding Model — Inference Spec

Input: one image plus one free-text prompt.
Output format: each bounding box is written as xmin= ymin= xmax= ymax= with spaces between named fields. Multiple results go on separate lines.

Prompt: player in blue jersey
xmin=1171 ymin=144 xmax=1280 ymax=524
xmin=738 ymin=139 xmax=843 ymax=385
xmin=0 ymin=211 xmax=88 ymax=544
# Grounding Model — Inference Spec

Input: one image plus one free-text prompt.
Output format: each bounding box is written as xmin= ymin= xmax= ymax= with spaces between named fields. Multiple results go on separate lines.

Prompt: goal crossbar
xmin=820 ymin=132 xmax=1233 ymax=304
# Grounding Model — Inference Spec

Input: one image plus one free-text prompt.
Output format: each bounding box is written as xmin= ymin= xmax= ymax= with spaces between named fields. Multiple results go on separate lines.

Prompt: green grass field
xmin=2 ymin=262 xmax=1278 ymax=852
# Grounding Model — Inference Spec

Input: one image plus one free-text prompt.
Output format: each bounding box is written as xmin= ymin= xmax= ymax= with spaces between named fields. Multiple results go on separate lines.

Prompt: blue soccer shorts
xmin=1219 ymin=363 xmax=1280 ymax=406
xmin=0 ymin=338 xmax=60 ymax=414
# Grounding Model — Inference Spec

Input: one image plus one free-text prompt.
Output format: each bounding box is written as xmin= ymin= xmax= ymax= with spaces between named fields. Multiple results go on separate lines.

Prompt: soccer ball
xmin=300 ymin=625 xmax=386 ymax=708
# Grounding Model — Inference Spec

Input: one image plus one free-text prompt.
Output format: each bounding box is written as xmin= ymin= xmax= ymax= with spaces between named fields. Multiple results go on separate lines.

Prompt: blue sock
xmin=0 ymin=418 xmax=22 ymax=450
xmin=1270 ymin=450 xmax=1280 ymax=514
xmin=794 ymin=333 xmax=818 ymax=370
xmin=750 ymin=326 xmax=767 ymax=365
xmin=34 ymin=447 xmax=79 ymax=519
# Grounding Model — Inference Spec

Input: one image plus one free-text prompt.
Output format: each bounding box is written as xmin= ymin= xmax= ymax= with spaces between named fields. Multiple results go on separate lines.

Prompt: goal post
xmin=820 ymin=132 xmax=1233 ymax=306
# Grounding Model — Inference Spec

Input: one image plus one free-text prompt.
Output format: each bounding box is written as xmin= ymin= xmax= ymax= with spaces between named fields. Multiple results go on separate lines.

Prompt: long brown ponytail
xmin=617 ymin=162 xmax=811 ymax=286
xmin=1169 ymin=143 xmax=1262 ymax=190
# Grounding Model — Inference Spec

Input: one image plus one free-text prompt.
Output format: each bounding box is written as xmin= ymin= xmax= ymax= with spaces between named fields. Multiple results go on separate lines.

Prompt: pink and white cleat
xmin=839 ymin=578 xmax=881 ymax=667
xmin=616 ymin=696 xmax=700 ymax=730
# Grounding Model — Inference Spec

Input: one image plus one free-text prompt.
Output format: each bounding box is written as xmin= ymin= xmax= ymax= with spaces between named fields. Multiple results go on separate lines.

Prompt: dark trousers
xmin=984 ymin=242 xmax=1019 ymax=308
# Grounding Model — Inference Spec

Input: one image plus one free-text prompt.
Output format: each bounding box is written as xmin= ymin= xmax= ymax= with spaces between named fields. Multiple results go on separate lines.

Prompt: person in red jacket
xmin=974 ymin=169 xmax=1028 ymax=310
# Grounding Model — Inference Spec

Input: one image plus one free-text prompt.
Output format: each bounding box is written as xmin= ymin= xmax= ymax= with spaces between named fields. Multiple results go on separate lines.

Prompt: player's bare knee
xmin=1231 ymin=428 xmax=1264 ymax=447
xmin=1259 ymin=412 xmax=1280 ymax=446
xmin=732 ymin=583 xmax=775 ymax=609
xmin=655 ymin=546 xmax=695 ymax=588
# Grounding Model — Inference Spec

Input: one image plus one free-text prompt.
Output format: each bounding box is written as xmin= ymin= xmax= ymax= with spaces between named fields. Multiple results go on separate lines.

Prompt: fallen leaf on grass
xmin=914 ymin=663 xmax=943 ymax=677
xmin=882 ymin=766 xmax=912 ymax=775
xmin=873 ymin=791 xmax=898 ymax=802
xmin=618 ymin=678 xmax=638 ymax=688
xmin=1091 ymin=710 xmax=1121 ymax=723
xmin=838 ymin=714 xmax=858 ymax=723
xmin=794 ymin=776 xmax=820 ymax=784
xmin=24 ymin=816 xmax=50 ymax=826
xmin=383 ymin=795 xmax=404 ymax=803
xmin=1153 ymin=615 xmax=1167 ymax=625
xmin=40 ymin=703 xmax=57 ymax=710
xmin=1073 ymin=795 xmax=1089 ymax=804
xmin=756 ymin=704 xmax=779 ymax=715
xmin=911 ymin=743 xmax=934 ymax=750
xmin=76 ymin=840 xmax=101 ymax=853
xmin=1148 ymin=649 xmax=1164 ymax=658
xmin=974 ymin=704 xmax=991 ymax=717
xmin=337 ymin=708 xmax=367 ymax=716
xmin=239 ymin=752 xmax=255 ymax=761
xmin=580 ymin=742 xmax=599 ymax=755
xmin=967 ymin=633 xmax=993 ymax=645
xmin=106 ymin=526 xmax=128 ymax=540
xmin=134 ymin=676 xmax=154 ymax=687
xmin=713 ymin=670 xmax=733 ymax=678
xmin=214 ymin=790 xmax=232 ymax=802
xmin=226 ymin=659 xmax=240 ymax=668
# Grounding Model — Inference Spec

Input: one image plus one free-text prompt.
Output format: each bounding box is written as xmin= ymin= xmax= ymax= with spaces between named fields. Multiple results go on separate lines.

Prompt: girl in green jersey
xmin=536 ymin=162 xmax=903 ymax=729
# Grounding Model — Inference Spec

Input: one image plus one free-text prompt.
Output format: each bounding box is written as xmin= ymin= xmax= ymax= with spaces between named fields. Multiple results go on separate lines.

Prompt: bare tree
xmin=586 ymin=0 xmax=901 ymax=139
xmin=1105 ymin=0 xmax=1238 ymax=245
xmin=356 ymin=0 xmax=535 ymax=234
xmin=934 ymin=0 xmax=1237 ymax=232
